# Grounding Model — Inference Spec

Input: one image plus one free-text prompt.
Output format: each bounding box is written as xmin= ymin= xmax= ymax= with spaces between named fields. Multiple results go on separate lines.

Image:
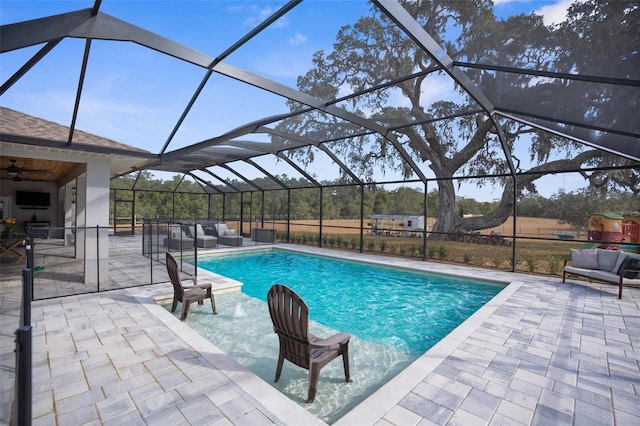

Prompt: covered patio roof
xmin=1 ymin=0 xmax=638 ymax=193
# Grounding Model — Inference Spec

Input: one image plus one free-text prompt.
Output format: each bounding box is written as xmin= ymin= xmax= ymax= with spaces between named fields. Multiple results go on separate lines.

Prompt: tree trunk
xmin=456 ymin=180 xmax=515 ymax=232
xmin=429 ymin=151 xmax=602 ymax=237
xmin=429 ymin=179 xmax=461 ymax=240
xmin=428 ymin=176 xmax=517 ymax=240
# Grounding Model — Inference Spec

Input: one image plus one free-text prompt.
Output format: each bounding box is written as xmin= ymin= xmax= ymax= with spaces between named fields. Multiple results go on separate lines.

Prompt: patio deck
xmin=1 ymin=236 xmax=638 ymax=425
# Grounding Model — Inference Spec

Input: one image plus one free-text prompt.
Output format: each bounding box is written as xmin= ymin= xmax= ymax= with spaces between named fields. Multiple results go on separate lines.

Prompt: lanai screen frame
xmin=3 ymin=0 xmax=639 ymax=268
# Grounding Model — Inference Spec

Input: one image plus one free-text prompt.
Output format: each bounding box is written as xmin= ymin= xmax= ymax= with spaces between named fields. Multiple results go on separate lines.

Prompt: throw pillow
xmin=618 ymin=254 xmax=640 ymax=279
xmin=570 ymin=249 xmax=599 ymax=269
xmin=597 ymin=249 xmax=619 ymax=272
xmin=215 ymin=224 xmax=228 ymax=236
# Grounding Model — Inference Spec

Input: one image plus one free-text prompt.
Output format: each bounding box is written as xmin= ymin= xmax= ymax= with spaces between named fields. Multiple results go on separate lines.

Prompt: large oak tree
xmin=276 ymin=0 xmax=638 ymax=239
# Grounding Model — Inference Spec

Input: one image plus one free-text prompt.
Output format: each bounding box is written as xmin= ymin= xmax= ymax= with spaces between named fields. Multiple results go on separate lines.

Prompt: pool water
xmin=168 ymin=249 xmax=504 ymax=423
xmin=199 ymin=249 xmax=503 ymax=356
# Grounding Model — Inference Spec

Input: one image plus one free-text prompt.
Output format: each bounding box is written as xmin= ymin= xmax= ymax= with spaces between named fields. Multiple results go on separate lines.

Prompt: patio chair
xmin=188 ymin=223 xmax=217 ymax=248
xmin=164 ymin=224 xmax=194 ymax=250
xmin=214 ymin=223 xmax=243 ymax=246
xmin=267 ymin=284 xmax=351 ymax=403
xmin=166 ymin=252 xmax=217 ymax=320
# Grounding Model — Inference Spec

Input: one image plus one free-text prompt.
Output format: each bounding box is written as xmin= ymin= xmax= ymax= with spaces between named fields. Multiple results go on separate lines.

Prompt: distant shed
xmin=369 ymin=214 xmax=425 ymax=237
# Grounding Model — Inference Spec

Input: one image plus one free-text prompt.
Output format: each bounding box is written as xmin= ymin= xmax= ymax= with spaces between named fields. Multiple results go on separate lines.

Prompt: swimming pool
xmin=167 ymin=248 xmax=505 ymax=423
xmin=200 ymin=249 xmax=503 ymax=355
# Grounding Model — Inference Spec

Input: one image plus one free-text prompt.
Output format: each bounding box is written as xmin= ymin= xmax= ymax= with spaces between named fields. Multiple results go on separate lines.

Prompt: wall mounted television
xmin=16 ymin=191 xmax=51 ymax=207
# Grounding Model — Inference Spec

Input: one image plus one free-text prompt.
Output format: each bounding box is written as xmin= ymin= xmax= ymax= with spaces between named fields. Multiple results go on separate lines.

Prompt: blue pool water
xmin=174 ymin=249 xmax=505 ymax=423
xmin=199 ymin=249 xmax=502 ymax=355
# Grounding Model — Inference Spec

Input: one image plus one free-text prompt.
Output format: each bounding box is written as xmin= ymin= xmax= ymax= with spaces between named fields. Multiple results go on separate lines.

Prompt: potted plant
xmin=1 ymin=217 xmax=17 ymax=238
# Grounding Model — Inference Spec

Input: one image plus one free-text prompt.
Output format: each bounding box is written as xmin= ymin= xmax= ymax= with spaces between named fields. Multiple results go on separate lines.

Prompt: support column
xmin=84 ymin=160 xmax=110 ymax=285
xmin=64 ymin=181 xmax=75 ymax=246
xmin=76 ymin=175 xmax=87 ymax=261
xmin=73 ymin=160 xmax=110 ymax=285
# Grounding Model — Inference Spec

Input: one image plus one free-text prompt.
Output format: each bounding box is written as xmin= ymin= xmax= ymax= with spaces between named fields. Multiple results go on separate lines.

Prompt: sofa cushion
xmin=169 ymin=225 xmax=188 ymax=239
xmin=215 ymin=223 xmax=237 ymax=236
xmin=589 ymin=269 xmax=621 ymax=283
xmin=597 ymin=249 xmax=619 ymax=272
xmin=564 ymin=266 xmax=594 ymax=277
xmin=181 ymin=224 xmax=193 ymax=238
xmin=571 ymin=249 xmax=599 ymax=269
xmin=214 ymin=223 xmax=227 ymax=236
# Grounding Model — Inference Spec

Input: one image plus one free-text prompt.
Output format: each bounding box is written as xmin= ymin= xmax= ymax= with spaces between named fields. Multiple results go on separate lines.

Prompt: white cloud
xmin=244 ymin=5 xmax=289 ymax=29
xmin=536 ymin=0 xmax=581 ymax=26
xmin=289 ymin=33 xmax=307 ymax=46
xmin=336 ymin=83 xmax=352 ymax=99
xmin=419 ymin=74 xmax=457 ymax=106
xmin=493 ymin=0 xmax=586 ymax=26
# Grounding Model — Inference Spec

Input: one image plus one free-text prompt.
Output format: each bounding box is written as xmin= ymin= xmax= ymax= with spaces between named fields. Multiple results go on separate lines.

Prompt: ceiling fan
xmin=6 ymin=172 xmax=47 ymax=183
xmin=1 ymin=159 xmax=51 ymax=183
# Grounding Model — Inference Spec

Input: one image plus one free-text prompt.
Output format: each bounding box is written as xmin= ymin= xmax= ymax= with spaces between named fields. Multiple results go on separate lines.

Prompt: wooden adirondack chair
xmin=267 ymin=284 xmax=351 ymax=403
xmin=166 ymin=252 xmax=216 ymax=320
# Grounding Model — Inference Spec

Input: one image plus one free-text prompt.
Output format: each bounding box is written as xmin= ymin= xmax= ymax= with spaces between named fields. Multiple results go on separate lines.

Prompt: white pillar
xmin=76 ymin=174 xmax=87 ymax=261
xmin=64 ymin=181 xmax=75 ymax=246
xmin=83 ymin=159 xmax=110 ymax=285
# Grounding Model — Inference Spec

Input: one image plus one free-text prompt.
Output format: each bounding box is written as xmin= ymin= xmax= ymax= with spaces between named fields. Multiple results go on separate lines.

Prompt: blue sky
xmin=1 ymin=0 xmax=585 ymax=201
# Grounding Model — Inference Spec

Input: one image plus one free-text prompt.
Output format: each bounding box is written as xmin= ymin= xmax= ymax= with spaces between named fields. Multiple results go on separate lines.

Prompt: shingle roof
xmin=0 ymin=106 xmax=149 ymax=154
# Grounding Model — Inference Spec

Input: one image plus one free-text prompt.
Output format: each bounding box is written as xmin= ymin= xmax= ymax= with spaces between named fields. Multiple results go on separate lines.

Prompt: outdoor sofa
xmin=563 ymin=248 xmax=640 ymax=298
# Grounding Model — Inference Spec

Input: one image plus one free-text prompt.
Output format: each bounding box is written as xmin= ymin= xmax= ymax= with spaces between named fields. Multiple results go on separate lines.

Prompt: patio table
xmin=0 ymin=236 xmax=26 ymax=264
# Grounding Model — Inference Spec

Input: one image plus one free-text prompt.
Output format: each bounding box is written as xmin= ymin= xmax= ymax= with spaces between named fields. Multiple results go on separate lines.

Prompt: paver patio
xmin=1 ymin=236 xmax=638 ymax=425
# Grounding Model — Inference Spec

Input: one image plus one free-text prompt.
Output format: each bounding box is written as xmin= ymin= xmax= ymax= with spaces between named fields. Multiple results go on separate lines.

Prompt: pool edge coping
xmin=132 ymin=284 xmax=328 ymax=426
xmin=333 ymin=279 xmax=523 ymax=425
xmin=152 ymin=245 xmax=527 ymax=425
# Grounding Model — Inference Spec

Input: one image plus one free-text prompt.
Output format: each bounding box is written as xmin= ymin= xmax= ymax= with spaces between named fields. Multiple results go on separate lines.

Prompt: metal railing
xmin=13 ymin=232 xmax=33 ymax=425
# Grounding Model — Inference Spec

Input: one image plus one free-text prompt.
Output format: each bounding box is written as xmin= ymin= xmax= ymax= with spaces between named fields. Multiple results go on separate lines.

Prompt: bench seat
xmin=563 ymin=249 xmax=640 ymax=298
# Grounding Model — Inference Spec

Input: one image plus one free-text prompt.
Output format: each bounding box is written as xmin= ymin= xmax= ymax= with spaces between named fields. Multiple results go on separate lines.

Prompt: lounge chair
xmin=214 ymin=223 xmax=243 ymax=246
xmin=163 ymin=224 xmax=194 ymax=250
xmin=166 ymin=252 xmax=217 ymax=320
xmin=267 ymin=284 xmax=351 ymax=403
xmin=188 ymin=223 xmax=217 ymax=248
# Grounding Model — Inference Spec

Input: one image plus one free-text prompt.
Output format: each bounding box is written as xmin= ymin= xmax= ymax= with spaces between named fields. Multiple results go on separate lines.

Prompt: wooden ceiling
xmin=0 ymin=155 xmax=78 ymax=183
